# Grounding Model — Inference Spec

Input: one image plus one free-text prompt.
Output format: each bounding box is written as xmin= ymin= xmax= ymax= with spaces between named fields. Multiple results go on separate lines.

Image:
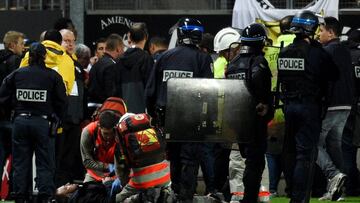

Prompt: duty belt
xmin=17 ymin=112 xmax=49 ymax=120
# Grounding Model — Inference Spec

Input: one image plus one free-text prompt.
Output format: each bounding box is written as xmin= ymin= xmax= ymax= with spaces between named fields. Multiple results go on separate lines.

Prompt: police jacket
xmin=0 ymin=49 xmax=22 ymax=120
xmin=278 ymin=37 xmax=338 ymax=101
xmin=322 ymin=38 xmax=355 ymax=109
xmin=88 ymin=53 xmax=120 ymax=104
xmin=20 ymin=40 xmax=75 ymax=95
xmin=0 ymin=63 xmax=67 ymax=120
xmin=226 ymin=48 xmax=272 ymax=106
xmin=342 ymin=40 xmax=360 ymax=97
xmin=145 ymin=44 xmax=213 ymax=115
xmin=63 ymin=57 xmax=87 ymax=124
xmin=118 ymin=47 xmax=153 ymax=113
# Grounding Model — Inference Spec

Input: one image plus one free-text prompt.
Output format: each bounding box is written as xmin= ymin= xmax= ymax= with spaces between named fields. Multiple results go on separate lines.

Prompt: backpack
xmin=91 ymin=97 xmax=127 ymax=122
xmin=118 ymin=113 xmax=166 ymax=168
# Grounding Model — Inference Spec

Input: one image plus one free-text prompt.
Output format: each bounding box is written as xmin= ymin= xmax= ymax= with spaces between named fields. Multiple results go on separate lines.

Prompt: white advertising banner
xmin=232 ymin=0 xmax=339 ymax=29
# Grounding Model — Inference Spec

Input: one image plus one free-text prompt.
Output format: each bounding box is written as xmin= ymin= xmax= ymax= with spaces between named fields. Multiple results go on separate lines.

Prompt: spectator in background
xmin=317 ymin=16 xmax=355 ymax=201
xmin=148 ymin=36 xmax=168 ymax=62
xmin=92 ymin=38 xmax=107 ymax=64
xmin=55 ymin=29 xmax=87 ymax=187
xmin=264 ymin=15 xmax=295 ymax=198
xmin=76 ymin=44 xmax=91 ymax=70
xmin=199 ymin=33 xmax=217 ymax=61
xmin=88 ymin=34 xmax=123 ymax=105
xmin=20 ymin=29 xmax=75 ymax=95
xmin=119 ymin=22 xmax=153 ymax=113
xmin=75 ymin=44 xmax=91 ymax=85
xmin=0 ymin=30 xmax=25 ymax=194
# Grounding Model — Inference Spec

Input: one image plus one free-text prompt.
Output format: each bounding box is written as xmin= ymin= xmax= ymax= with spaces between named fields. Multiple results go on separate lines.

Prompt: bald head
xmin=60 ymin=29 xmax=75 ymax=54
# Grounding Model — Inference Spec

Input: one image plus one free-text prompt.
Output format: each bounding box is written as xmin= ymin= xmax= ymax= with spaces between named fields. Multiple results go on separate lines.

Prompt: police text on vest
xmin=227 ymin=72 xmax=246 ymax=80
xmin=163 ymin=70 xmax=193 ymax=82
xmin=278 ymin=58 xmax=305 ymax=71
xmin=16 ymin=89 xmax=47 ymax=102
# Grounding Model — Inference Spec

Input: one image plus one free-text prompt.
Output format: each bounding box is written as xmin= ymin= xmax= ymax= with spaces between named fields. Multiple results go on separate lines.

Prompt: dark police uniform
xmin=278 ymin=37 xmax=338 ymax=202
xmin=146 ymin=43 xmax=213 ymax=201
xmin=0 ymin=44 xmax=67 ymax=202
xmin=226 ymin=48 xmax=272 ymax=203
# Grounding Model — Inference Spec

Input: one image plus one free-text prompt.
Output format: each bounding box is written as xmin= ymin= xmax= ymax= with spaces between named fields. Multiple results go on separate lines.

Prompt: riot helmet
xmin=29 ymin=42 xmax=47 ymax=65
xmin=213 ymin=27 xmax=241 ymax=53
xmin=290 ymin=10 xmax=319 ymax=36
xmin=280 ymin=15 xmax=294 ymax=34
xmin=177 ymin=17 xmax=204 ymax=45
xmin=240 ymin=23 xmax=267 ymax=47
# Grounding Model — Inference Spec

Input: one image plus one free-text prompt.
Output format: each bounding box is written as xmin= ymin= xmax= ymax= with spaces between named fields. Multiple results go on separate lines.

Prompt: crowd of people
xmin=0 ymin=9 xmax=359 ymax=203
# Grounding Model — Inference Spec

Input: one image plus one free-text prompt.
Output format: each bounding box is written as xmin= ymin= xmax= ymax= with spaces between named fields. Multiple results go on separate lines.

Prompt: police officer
xmin=277 ymin=10 xmax=338 ymax=203
xmin=0 ymin=43 xmax=67 ymax=203
xmin=145 ymin=17 xmax=213 ymax=202
xmin=225 ymin=23 xmax=273 ymax=203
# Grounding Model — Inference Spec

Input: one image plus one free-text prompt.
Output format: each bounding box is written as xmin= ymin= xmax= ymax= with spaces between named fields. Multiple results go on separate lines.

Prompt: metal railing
xmin=1 ymin=0 xmax=359 ymax=11
xmin=0 ymin=0 xmax=66 ymax=10
xmin=86 ymin=0 xmax=235 ymax=11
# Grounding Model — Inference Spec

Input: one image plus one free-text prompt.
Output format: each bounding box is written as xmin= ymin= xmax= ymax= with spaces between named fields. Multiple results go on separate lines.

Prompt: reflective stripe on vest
xmin=128 ymin=160 xmax=171 ymax=189
xmin=86 ymin=169 xmax=109 ymax=181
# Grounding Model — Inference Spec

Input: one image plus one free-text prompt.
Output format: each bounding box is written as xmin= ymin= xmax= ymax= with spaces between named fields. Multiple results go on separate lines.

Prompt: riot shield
xmin=164 ymin=78 xmax=256 ymax=143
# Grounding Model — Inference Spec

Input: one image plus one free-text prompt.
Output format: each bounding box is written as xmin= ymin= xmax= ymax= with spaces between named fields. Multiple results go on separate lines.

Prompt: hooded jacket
xmin=119 ymin=48 xmax=153 ymax=113
xmin=20 ymin=40 xmax=75 ymax=95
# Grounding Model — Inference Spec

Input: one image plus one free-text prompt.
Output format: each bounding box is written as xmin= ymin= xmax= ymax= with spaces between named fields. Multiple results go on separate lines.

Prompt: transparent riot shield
xmin=164 ymin=78 xmax=256 ymax=143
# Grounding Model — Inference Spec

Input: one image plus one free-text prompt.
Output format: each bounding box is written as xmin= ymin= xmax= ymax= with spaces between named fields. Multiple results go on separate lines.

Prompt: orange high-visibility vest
xmin=86 ymin=122 xmax=118 ymax=181
xmin=128 ymin=160 xmax=170 ymax=189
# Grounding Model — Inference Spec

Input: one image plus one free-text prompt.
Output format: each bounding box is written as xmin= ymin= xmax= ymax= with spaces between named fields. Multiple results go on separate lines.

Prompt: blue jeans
xmin=12 ymin=116 xmax=56 ymax=198
xmin=317 ymin=110 xmax=350 ymax=179
xmin=284 ymin=101 xmax=321 ymax=202
xmin=199 ymin=143 xmax=216 ymax=194
xmin=265 ymin=153 xmax=281 ymax=193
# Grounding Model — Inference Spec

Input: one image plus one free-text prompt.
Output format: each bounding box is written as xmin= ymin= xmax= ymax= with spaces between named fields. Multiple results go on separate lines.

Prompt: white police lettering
xmin=278 ymin=58 xmax=305 ymax=71
xmin=355 ymin=66 xmax=360 ymax=78
xmin=163 ymin=70 xmax=193 ymax=82
xmin=16 ymin=89 xmax=47 ymax=102
xmin=227 ymin=72 xmax=246 ymax=80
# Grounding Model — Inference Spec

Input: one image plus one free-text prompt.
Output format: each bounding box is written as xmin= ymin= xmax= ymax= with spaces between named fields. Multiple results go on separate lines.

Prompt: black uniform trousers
xmin=239 ymin=119 xmax=267 ymax=203
xmin=12 ymin=115 xmax=56 ymax=199
xmin=168 ymin=142 xmax=203 ymax=202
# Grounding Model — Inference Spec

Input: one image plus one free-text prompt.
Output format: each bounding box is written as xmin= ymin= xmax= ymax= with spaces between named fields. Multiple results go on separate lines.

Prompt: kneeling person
xmin=116 ymin=113 xmax=171 ymax=203
xmin=80 ymin=111 xmax=126 ymax=198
